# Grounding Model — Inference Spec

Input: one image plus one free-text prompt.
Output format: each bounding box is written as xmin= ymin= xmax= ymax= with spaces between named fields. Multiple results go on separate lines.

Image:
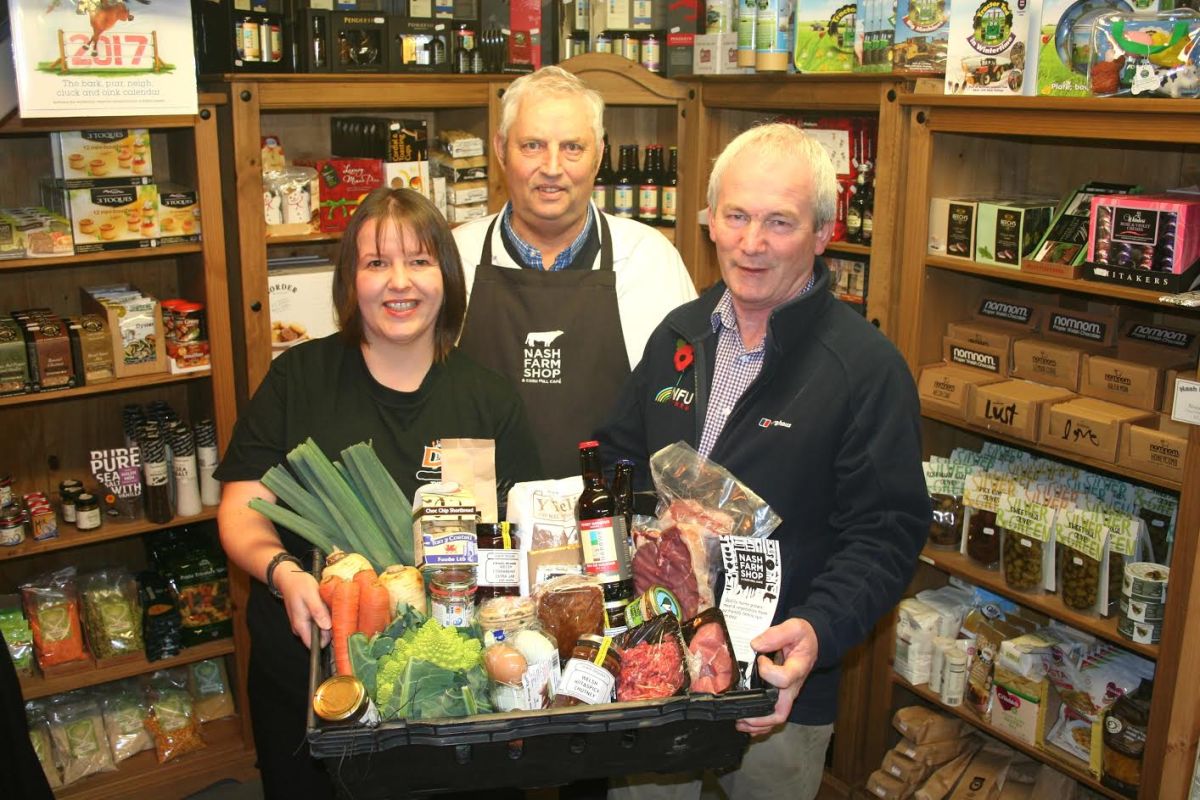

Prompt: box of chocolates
xmin=1086 ymin=193 xmax=1200 ymax=293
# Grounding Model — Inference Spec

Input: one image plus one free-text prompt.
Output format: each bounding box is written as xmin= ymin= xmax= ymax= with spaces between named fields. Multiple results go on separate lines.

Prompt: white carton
xmin=267 ymin=262 xmax=337 ymax=359
xmin=944 ymin=0 xmax=1041 ymax=95
xmin=383 ymin=161 xmax=432 ymax=200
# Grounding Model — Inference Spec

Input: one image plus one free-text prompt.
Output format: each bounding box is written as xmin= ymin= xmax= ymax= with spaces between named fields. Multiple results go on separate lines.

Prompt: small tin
xmin=1117 ymin=615 xmax=1162 ymax=645
xmin=313 ymin=675 xmax=380 ymax=727
xmin=1122 ymin=562 xmax=1169 ymax=603
xmin=1119 ymin=594 xmax=1166 ymax=623
xmin=75 ymin=492 xmax=102 ymax=531
xmin=624 ymin=585 xmax=681 ymax=628
xmin=0 ymin=507 xmax=25 ymax=546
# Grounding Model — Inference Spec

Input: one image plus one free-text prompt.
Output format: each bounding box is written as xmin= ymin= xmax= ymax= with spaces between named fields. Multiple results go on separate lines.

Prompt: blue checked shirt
xmin=698 ymin=272 xmax=817 ymax=458
xmin=501 ymin=203 xmax=595 ymax=271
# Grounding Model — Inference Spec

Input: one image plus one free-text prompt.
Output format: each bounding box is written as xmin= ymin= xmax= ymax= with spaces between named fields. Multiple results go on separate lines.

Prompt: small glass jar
xmin=476 ymin=522 xmax=520 ymax=602
xmin=0 ymin=507 xmax=25 ymax=546
xmin=624 ymin=585 xmax=681 ymax=629
xmin=428 ymin=567 xmax=477 ymax=628
xmin=928 ymin=493 xmax=964 ymax=550
xmin=552 ymin=634 xmax=622 ymax=708
xmin=965 ymin=508 xmax=1000 ymax=569
xmin=0 ymin=474 xmax=14 ymax=508
xmin=59 ymin=481 xmax=83 ymax=524
xmin=1001 ymin=528 xmax=1044 ymax=593
xmin=312 ymin=675 xmax=380 ymax=727
xmin=75 ymin=492 xmax=102 ymax=531
xmin=603 ymin=599 xmax=629 ymax=637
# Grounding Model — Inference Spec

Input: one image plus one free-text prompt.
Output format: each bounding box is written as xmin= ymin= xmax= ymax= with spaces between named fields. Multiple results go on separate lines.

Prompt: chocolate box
xmin=918 ymin=361 xmax=1006 ymax=418
xmin=943 ymin=336 xmax=1010 ymax=377
xmin=0 ymin=318 xmax=31 ymax=396
xmin=1120 ymin=413 xmax=1190 ymax=483
xmin=1117 ymin=320 xmax=1200 ymax=363
xmin=1010 ymin=337 xmax=1104 ymax=392
xmin=975 ymin=199 xmax=1055 ymax=268
xmin=928 ymin=197 xmax=983 ymax=259
xmin=1082 ymin=353 xmax=1191 ymax=412
xmin=972 ymin=296 xmax=1043 ymax=333
xmin=946 ymin=320 xmax=1017 ymax=361
xmin=1041 ymin=396 xmax=1155 ymax=463
xmin=1087 ymin=193 xmax=1200 ymax=294
xmin=50 ymin=130 xmax=153 ymax=187
xmin=294 ymin=159 xmax=385 ymax=233
xmin=967 ymin=379 xmax=1076 ymax=442
xmin=1041 ymin=307 xmax=1118 ymax=348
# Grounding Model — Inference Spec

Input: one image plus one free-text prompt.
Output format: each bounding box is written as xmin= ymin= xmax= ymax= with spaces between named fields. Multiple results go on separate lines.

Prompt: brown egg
xmin=484 ymin=644 xmax=527 ymax=685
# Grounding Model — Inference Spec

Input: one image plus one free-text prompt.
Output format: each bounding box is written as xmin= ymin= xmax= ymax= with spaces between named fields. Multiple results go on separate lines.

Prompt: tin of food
xmin=1117 ymin=615 xmax=1162 ymax=645
xmin=1119 ymin=595 xmax=1166 ymax=624
xmin=1122 ymin=562 xmax=1169 ymax=603
xmin=313 ymin=675 xmax=380 ymax=727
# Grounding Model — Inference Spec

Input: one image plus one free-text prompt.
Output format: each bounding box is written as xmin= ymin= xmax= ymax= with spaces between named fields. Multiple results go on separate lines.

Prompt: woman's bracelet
xmin=266 ymin=551 xmax=304 ymax=599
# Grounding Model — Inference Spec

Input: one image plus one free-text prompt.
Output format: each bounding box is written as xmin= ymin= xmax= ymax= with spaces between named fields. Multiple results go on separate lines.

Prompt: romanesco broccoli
xmin=370 ymin=618 xmax=482 ymax=708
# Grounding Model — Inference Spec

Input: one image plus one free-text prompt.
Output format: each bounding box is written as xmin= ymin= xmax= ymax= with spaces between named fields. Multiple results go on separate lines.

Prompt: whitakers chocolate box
xmin=50 ymin=129 xmax=153 ymax=187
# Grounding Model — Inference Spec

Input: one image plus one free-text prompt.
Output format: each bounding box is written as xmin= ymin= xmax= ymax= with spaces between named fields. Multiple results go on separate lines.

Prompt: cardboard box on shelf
xmin=293 ymin=158 xmax=385 ymax=232
xmin=1120 ymin=413 xmax=1190 ymax=482
xmin=156 ymin=184 xmax=201 ymax=245
xmin=967 ymin=380 xmax=1076 ymax=442
xmin=919 ymin=362 xmax=1007 ymax=418
xmin=50 ymin=130 xmax=153 ymax=187
xmin=975 ymin=199 xmax=1056 ymax=268
xmin=1010 ymin=337 xmax=1102 ymax=392
xmin=267 ymin=262 xmax=337 ymax=360
xmin=1042 ymin=396 xmax=1155 ymax=464
xmin=448 ymin=202 xmax=488 ymax=224
xmin=431 ymin=152 xmax=487 ymax=184
xmin=447 ymin=181 xmax=487 ymax=205
xmin=928 ymin=197 xmax=981 ymax=259
xmin=1041 ymin=307 xmax=1119 ymax=349
xmin=383 ymin=161 xmax=433 ymax=200
xmin=79 ymin=285 xmax=166 ymax=378
xmin=991 ymin=661 xmax=1050 ymax=746
xmin=947 ymin=320 xmax=1017 ymax=361
xmin=1116 ymin=319 xmax=1200 ymax=363
xmin=693 ymin=33 xmax=752 ymax=75
xmin=65 ymin=183 xmax=160 ymax=253
xmin=943 ymin=337 xmax=1009 ymax=377
xmin=1082 ymin=353 xmax=1190 ymax=412
xmin=972 ymin=296 xmax=1043 ymax=333
xmin=0 ymin=207 xmax=73 ymax=259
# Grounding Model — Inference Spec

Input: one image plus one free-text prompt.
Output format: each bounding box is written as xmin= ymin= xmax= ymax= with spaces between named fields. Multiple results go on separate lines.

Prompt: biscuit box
xmin=156 ymin=184 xmax=201 ymax=245
xmin=66 ymin=184 xmax=160 ymax=253
xmin=1086 ymin=193 xmax=1200 ymax=293
xmin=892 ymin=0 xmax=951 ymax=73
xmin=294 ymin=159 xmax=385 ymax=233
xmin=267 ymin=262 xmax=337 ymax=359
xmin=944 ymin=0 xmax=1041 ymax=95
xmin=975 ymin=199 xmax=1056 ymax=268
xmin=50 ymin=130 xmax=154 ymax=187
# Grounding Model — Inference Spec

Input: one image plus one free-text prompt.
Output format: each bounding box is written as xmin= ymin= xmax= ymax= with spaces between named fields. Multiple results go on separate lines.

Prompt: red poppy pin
xmin=673 ymin=340 xmax=694 ymax=372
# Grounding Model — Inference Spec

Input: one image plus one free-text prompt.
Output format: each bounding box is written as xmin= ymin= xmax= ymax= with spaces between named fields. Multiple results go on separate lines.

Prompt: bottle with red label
xmin=576 ymin=441 xmax=634 ymax=606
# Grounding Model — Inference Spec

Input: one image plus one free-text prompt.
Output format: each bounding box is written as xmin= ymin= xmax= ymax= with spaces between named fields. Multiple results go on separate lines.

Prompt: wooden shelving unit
xmin=20 ymin=639 xmax=236 ymax=700
xmin=0 ymin=371 xmax=211 ymax=410
xmin=0 ymin=243 xmax=204 ymax=272
xmin=0 ymin=509 xmax=219 ymax=562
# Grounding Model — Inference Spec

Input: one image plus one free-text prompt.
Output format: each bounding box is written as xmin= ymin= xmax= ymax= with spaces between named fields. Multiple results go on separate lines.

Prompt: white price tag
xmin=1171 ymin=378 xmax=1200 ymax=426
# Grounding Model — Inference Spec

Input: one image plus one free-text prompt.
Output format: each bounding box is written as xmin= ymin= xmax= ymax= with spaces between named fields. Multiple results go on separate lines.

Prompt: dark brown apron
xmin=458 ymin=214 xmax=629 ymax=478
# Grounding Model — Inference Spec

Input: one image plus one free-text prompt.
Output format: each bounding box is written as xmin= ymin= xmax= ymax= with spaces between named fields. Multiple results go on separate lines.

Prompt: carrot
xmin=357 ymin=580 xmax=391 ymax=638
xmin=319 ymin=575 xmax=340 ymax=608
xmin=353 ymin=567 xmax=376 ymax=596
xmin=331 ymin=578 xmax=361 ymax=676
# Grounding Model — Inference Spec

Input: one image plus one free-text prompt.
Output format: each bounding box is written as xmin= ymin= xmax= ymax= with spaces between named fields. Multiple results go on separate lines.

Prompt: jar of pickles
xmin=1058 ymin=508 xmax=1106 ymax=613
xmin=997 ymin=490 xmax=1053 ymax=594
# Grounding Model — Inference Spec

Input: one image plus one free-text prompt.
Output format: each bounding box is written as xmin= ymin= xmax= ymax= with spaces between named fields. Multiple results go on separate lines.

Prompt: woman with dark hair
xmin=215 ymin=188 xmax=541 ymax=799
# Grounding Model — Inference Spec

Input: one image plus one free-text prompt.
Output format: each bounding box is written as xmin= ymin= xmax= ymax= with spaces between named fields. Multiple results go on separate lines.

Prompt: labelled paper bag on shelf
xmin=919 ymin=361 xmax=1006 ymax=418
xmin=1120 ymin=413 xmax=1190 ymax=482
xmin=968 ymin=380 xmax=1076 ymax=442
xmin=1041 ymin=397 xmax=1155 ymax=463
xmin=989 ymin=662 xmax=1049 ymax=748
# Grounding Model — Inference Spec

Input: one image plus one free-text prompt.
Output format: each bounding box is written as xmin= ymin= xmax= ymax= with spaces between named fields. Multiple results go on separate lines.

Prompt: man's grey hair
xmin=707 ymin=123 xmax=839 ymax=231
xmin=497 ymin=66 xmax=606 ymax=154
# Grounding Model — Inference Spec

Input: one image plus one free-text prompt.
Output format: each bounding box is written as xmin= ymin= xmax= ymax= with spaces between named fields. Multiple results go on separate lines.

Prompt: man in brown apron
xmin=454 ymin=66 xmax=696 ymax=478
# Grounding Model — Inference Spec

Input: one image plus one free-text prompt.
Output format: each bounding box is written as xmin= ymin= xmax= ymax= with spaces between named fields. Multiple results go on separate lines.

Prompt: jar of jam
xmin=929 ymin=493 xmax=964 ymax=550
xmin=0 ymin=507 xmax=25 ymax=546
xmin=75 ymin=492 xmax=102 ymax=531
xmin=965 ymin=509 xmax=1000 ymax=569
xmin=428 ymin=567 xmax=477 ymax=628
xmin=552 ymin=634 xmax=622 ymax=708
xmin=312 ymin=675 xmax=380 ymax=727
xmin=0 ymin=474 xmax=14 ymax=508
xmin=59 ymin=481 xmax=83 ymax=524
xmin=476 ymin=522 xmax=520 ymax=601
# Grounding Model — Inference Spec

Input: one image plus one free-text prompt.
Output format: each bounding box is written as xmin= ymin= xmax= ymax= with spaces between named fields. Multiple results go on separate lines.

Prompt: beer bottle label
xmin=614 ymin=187 xmax=635 ymax=217
xmin=580 ymin=516 xmax=630 ymax=580
xmin=661 ymin=188 xmax=677 ymax=221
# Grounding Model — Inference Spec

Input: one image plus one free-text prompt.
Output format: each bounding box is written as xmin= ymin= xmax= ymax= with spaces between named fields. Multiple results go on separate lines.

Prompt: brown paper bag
xmin=440 ymin=438 xmax=497 ymax=523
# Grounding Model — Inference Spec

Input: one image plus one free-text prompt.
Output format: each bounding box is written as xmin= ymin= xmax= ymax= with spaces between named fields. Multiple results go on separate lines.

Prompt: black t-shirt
xmin=215 ymin=335 xmax=541 ymax=682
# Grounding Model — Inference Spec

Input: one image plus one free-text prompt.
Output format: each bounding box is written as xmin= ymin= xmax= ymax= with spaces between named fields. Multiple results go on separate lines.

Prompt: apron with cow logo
xmin=458 ymin=214 xmax=629 ymax=478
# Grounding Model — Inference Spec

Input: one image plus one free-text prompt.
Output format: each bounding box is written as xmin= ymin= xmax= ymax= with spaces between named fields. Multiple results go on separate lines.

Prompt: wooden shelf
xmin=266 ymin=231 xmax=342 ymax=245
xmin=921 ymin=405 xmax=1182 ymax=493
xmin=916 ymin=545 xmax=1158 ymax=660
xmin=0 ymin=370 xmax=211 ymax=410
xmin=892 ymin=675 xmax=1126 ymax=800
xmin=0 ymin=507 xmax=219 ymax=562
xmin=55 ymin=716 xmax=256 ymax=800
xmin=827 ymin=240 xmax=873 ymax=257
xmin=925 ymin=256 xmax=1192 ymax=310
xmin=0 ymin=243 xmax=204 ymax=272
xmin=21 ymin=639 xmax=236 ymax=700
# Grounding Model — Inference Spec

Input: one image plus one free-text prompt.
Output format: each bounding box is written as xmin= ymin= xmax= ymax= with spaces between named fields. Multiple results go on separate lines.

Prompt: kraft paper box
xmin=448 ymin=202 xmax=488 ymax=223
xmin=67 ymin=183 xmax=160 ymax=253
xmin=267 ymin=263 xmax=337 ymax=359
xmin=1042 ymin=307 xmax=1118 ymax=348
xmin=990 ymin=662 xmax=1049 ymax=748
xmin=1082 ymin=353 xmax=1190 ymax=411
xmin=447 ymin=181 xmax=487 ymax=205
xmin=80 ymin=286 xmax=166 ymax=378
xmin=929 ymin=197 xmax=982 ymax=259
xmin=1010 ymin=337 xmax=1105 ymax=392
xmin=975 ymin=199 xmax=1056 ymax=268
xmin=51 ymin=130 xmax=153 ymax=187
xmin=431 ymin=152 xmax=487 ymax=184
xmin=972 ymin=296 xmax=1044 ymax=333
xmin=1117 ymin=320 xmax=1200 ymax=363
xmin=919 ymin=362 xmax=1006 ymax=418
xmin=1041 ymin=397 xmax=1154 ymax=462
xmin=947 ymin=320 xmax=1018 ymax=361
xmin=1120 ymin=413 xmax=1190 ymax=483
xmin=943 ymin=337 xmax=1010 ymax=377
xmin=968 ymin=380 xmax=1076 ymax=442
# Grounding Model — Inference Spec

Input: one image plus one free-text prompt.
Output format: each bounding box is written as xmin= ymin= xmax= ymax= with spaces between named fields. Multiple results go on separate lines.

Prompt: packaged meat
xmin=681 ymin=608 xmax=739 ymax=695
xmin=631 ymin=514 xmax=711 ymax=621
xmin=648 ymin=441 xmax=782 ymax=539
xmin=616 ymin=613 xmax=689 ymax=702
xmin=534 ymin=574 xmax=604 ymax=662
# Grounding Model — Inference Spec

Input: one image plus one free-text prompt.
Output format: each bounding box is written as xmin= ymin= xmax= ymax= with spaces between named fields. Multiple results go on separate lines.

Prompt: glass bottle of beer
xmin=638 ymin=145 xmax=662 ymax=226
xmin=593 ymin=136 xmax=615 ymax=214
xmin=846 ymin=171 xmax=865 ymax=244
xmin=576 ymin=442 xmax=634 ymax=605
xmin=612 ymin=459 xmax=635 ymax=547
xmin=860 ymin=172 xmax=875 ymax=246
xmin=613 ymin=145 xmax=637 ymax=219
xmin=660 ymin=146 xmax=678 ymax=228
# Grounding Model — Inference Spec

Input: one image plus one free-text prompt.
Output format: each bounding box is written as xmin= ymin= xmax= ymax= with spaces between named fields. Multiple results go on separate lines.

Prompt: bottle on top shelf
xmin=660 ymin=146 xmax=678 ymax=228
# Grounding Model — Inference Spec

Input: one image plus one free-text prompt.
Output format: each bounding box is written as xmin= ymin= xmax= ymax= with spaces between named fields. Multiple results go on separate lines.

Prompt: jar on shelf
xmin=478 ymin=596 xmax=560 ymax=711
xmin=75 ymin=493 xmax=102 ymax=531
xmin=0 ymin=506 xmax=25 ymax=546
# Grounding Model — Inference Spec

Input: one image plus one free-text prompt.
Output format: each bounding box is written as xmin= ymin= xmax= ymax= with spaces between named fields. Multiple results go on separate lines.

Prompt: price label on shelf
xmin=1171 ymin=378 xmax=1200 ymax=426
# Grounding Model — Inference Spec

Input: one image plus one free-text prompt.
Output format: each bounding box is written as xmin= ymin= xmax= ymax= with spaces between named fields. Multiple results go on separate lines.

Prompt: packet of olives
xmin=1056 ymin=506 xmax=1109 ymax=617
xmin=996 ymin=486 xmax=1057 ymax=594
xmin=1100 ymin=506 xmax=1146 ymax=615
xmin=961 ymin=472 xmax=1014 ymax=567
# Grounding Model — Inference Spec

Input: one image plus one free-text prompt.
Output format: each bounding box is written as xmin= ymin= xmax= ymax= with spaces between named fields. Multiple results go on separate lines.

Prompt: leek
xmin=249 ymin=497 xmax=339 ymax=554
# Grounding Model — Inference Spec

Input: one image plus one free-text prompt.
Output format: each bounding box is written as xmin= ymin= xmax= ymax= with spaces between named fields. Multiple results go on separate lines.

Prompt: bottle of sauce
xmin=476 ymin=522 xmax=520 ymax=602
xmin=576 ymin=442 xmax=634 ymax=607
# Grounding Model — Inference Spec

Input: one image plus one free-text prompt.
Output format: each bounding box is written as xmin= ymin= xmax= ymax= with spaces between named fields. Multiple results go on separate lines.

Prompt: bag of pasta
xmin=47 ymin=692 xmax=116 ymax=785
xmin=146 ymin=669 xmax=206 ymax=762
xmin=100 ymin=680 xmax=152 ymax=763
xmin=157 ymin=531 xmax=232 ymax=646
xmin=80 ymin=568 xmax=144 ymax=660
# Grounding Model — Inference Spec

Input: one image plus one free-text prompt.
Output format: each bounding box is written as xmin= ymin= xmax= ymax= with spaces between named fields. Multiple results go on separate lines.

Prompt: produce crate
xmin=304 ymin=556 xmax=777 ymax=795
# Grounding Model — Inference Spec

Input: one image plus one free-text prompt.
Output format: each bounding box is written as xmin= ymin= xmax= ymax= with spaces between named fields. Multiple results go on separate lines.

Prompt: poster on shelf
xmin=8 ymin=0 xmax=198 ymax=118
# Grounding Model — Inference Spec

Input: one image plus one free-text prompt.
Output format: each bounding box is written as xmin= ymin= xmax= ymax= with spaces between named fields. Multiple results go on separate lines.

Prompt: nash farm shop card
xmin=9 ymin=0 xmax=197 ymax=117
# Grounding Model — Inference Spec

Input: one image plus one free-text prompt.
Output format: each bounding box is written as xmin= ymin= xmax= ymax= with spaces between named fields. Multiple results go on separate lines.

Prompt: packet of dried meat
xmin=47 ymin=692 xmax=117 ymax=785
xmin=645 ymin=442 xmax=783 ymax=614
xmin=616 ymin=613 xmax=689 ymax=702
xmin=146 ymin=669 xmax=206 ymax=763
xmin=100 ymin=679 xmax=152 ymax=763
xmin=21 ymin=567 xmax=88 ymax=669
xmin=535 ymin=574 xmax=604 ymax=662
xmin=80 ymin=568 xmax=144 ymax=660
xmin=25 ymin=700 xmax=62 ymax=788
xmin=680 ymin=608 xmax=739 ymax=694
xmin=631 ymin=513 xmax=711 ymax=622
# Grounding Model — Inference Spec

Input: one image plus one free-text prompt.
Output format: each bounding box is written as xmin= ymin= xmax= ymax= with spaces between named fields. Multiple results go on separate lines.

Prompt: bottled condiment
xmin=639 ymin=31 xmax=661 ymax=73
xmin=75 ymin=493 xmax=102 ymax=531
xmin=638 ymin=145 xmax=662 ymax=226
xmin=603 ymin=599 xmax=628 ymax=637
xmin=660 ymin=146 xmax=678 ymax=228
xmin=312 ymin=675 xmax=380 ymax=727
xmin=0 ymin=507 xmax=25 ymax=546
xmin=552 ymin=634 xmax=622 ymax=707
xmin=141 ymin=430 xmax=174 ymax=525
xmin=624 ymin=585 xmax=680 ymax=628
xmin=941 ymin=651 xmax=966 ymax=707
xmin=1102 ymin=679 xmax=1153 ymax=797
xmin=476 ymin=522 xmax=520 ymax=601
xmin=613 ymin=146 xmax=637 ymax=219
xmin=617 ymin=31 xmax=640 ymax=62
xmin=576 ymin=441 xmax=634 ymax=606
xmin=59 ymin=480 xmax=83 ymax=524
xmin=593 ymin=136 xmax=615 ymax=214
xmin=428 ymin=567 xmax=477 ymax=628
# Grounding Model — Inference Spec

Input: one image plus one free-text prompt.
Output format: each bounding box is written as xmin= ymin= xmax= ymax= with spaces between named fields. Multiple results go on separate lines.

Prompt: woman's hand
xmin=274 ymin=565 xmax=332 ymax=649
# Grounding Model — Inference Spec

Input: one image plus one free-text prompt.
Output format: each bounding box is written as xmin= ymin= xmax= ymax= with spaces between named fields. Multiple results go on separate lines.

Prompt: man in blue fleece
xmin=600 ymin=124 xmax=930 ymax=799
